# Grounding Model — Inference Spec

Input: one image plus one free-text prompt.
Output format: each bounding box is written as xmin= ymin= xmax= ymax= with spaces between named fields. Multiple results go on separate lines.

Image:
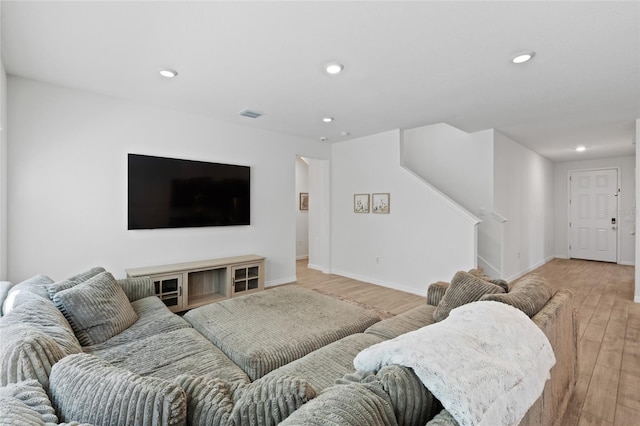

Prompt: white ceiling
xmin=2 ymin=1 xmax=639 ymax=162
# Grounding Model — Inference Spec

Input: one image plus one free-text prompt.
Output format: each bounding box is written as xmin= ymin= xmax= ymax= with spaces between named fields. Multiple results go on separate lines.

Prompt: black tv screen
xmin=128 ymin=154 xmax=250 ymax=229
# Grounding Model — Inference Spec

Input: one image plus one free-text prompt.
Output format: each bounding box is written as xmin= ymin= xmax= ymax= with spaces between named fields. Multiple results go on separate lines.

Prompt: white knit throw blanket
xmin=354 ymin=301 xmax=556 ymax=426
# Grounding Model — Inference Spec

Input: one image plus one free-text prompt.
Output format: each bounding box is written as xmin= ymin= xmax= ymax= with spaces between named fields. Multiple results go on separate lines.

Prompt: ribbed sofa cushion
xmin=0 ymin=298 xmax=81 ymax=356
xmin=480 ymin=273 xmax=553 ymax=317
xmin=53 ymin=271 xmax=138 ymax=346
xmin=86 ymin=328 xmax=250 ymax=383
xmin=184 ymin=286 xmax=381 ymax=381
xmin=0 ymin=326 xmax=66 ymax=389
xmin=50 ymin=353 xmax=187 ymax=426
xmin=82 ymin=296 xmax=191 ymax=352
xmin=279 ymin=380 xmax=398 ymax=426
xmin=0 ymin=281 xmax=13 ymax=317
xmin=365 ymin=304 xmax=436 ymax=340
xmin=0 ymin=380 xmax=59 ymax=425
xmin=263 ymin=333 xmax=384 ymax=393
xmin=433 ymin=271 xmax=505 ymax=322
xmin=173 ymin=375 xmax=235 ymax=425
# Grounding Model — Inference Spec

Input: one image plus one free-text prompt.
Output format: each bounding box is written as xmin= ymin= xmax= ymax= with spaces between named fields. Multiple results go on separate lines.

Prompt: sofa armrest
xmin=117 ymin=277 xmax=155 ymax=302
xmin=427 ymin=281 xmax=449 ymax=306
xmin=50 ymin=353 xmax=186 ymax=426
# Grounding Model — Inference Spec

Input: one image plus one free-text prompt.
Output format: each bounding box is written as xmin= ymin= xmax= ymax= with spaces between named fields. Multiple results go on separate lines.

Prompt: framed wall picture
xmin=354 ymin=194 xmax=370 ymax=213
xmin=372 ymin=193 xmax=390 ymax=214
xmin=299 ymin=193 xmax=309 ymax=210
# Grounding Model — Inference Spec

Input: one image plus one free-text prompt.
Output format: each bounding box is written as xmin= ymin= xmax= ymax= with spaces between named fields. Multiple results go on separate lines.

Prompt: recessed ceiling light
xmin=320 ymin=137 xmax=328 ymax=141
xmin=511 ymin=52 xmax=535 ymax=64
xmin=576 ymin=146 xmax=586 ymax=152
xmin=341 ymin=131 xmax=350 ymax=137
xmin=325 ymin=63 xmax=344 ymax=75
xmin=322 ymin=117 xmax=334 ymax=123
xmin=159 ymin=68 xmax=178 ymax=78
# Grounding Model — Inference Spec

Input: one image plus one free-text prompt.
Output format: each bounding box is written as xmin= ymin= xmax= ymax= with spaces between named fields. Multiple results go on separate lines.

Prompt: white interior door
xmin=569 ymin=169 xmax=618 ymax=262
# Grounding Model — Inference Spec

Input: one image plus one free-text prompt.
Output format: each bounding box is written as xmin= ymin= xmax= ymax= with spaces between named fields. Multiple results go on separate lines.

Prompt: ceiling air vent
xmin=239 ymin=109 xmax=264 ymax=119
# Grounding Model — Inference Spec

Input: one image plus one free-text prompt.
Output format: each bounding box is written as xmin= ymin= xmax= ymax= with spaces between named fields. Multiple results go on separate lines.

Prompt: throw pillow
xmin=53 ymin=271 xmax=138 ymax=346
xmin=433 ymin=271 xmax=505 ymax=322
xmin=46 ymin=266 xmax=106 ymax=300
xmin=480 ymin=273 xmax=553 ymax=317
xmin=0 ymin=380 xmax=59 ymax=425
xmin=50 ymin=353 xmax=186 ymax=425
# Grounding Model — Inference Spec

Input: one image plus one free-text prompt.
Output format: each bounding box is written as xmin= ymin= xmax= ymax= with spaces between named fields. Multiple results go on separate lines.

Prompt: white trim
xmin=634 ymin=295 xmax=640 ymax=304
xmin=554 ymin=254 xmax=570 ymax=259
xmin=619 ymin=260 xmax=635 ymax=266
xmin=265 ymin=276 xmax=297 ymax=287
xmin=307 ymin=263 xmax=324 ymax=272
xmin=296 ymin=255 xmax=309 ymax=260
xmin=477 ymin=255 xmax=501 ymax=279
xmin=505 ymin=256 xmax=555 ymax=283
xmin=330 ymin=269 xmax=425 ymax=296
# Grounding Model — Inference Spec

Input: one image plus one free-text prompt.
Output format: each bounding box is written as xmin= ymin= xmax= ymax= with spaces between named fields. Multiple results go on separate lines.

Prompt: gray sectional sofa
xmin=0 ymin=267 xmax=578 ymax=426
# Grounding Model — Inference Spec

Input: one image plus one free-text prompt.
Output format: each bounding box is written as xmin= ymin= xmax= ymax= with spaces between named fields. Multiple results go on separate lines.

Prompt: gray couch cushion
xmin=433 ymin=271 xmax=505 ymax=322
xmin=0 ymin=380 xmax=59 ymax=425
xmin=426 ymin=409 xmax=460 ymax=426
xmin=0 ymin=298 xmax=81 ymax=355
xmin=174 ymin=375 xmax=236 ymax=425
xmin=184 ymin=286 xmax=381 ymax=381
xmin=279 ymin=379 xmax=398 ymax=426
xmin=3 ymin=275 xmax=54 ymax=315
xmin=82 ymin=296 xmax=192 ymax=352
xmin=231 ymin=374 xmax=316 ymax=425
xmin=50 ymin=353 xmax=187 ymax=426
xmin=0 ymin=326 xmax=66 ymax=389
xmin=480 ymin=273 xmax=553 ymax=317
xmin=264 ymin=333 xmax=384 ymax=393
xmin=87 ymin=328 xmax=250 ymax=383
xmin=365 ymin=304 xmax=436 ymax=340
xmin=53 ymin=271 xmax=138 ymax=346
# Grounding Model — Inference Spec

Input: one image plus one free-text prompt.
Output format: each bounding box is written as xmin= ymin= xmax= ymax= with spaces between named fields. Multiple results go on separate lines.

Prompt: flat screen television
xmin=128 ymin=154 xmax=250 ymax=229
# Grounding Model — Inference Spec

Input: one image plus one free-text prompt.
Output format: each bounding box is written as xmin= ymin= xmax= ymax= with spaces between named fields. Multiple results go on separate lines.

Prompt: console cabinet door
xmin=231 ymin=263 xmax=264 ymax=297
xmin=152 ymin=274 xmax=183 ymax=312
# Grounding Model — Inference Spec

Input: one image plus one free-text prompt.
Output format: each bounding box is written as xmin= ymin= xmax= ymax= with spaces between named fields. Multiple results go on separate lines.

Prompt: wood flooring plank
xmin=614 ymin=404 xmax=640 ymax=426
xmin=582 ymin=365 xmax=620 ymax=422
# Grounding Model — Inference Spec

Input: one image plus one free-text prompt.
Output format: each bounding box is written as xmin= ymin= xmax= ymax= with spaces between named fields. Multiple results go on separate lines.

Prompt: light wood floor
xmin=294 ymin=258 xmax=639 ymax=426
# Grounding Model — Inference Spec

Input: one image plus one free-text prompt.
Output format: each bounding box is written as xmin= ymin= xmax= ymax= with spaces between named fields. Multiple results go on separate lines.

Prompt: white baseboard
xmin=265 ymin=276 xmax=297 ymax=287
xmin=330 ymin=269 xmax=424 ymax=296
xmin=307 ymin=263 xmax=324 ymax=272
xmin=619 ymin=260 xmax=635 ymax=266
xmin=296 ymin=255 xmax=309 ymax=260
xmin=505 ymin=256 xmax=555 ymax=282
xmin=635 ymin=296 xmax=640 ymax=304
xmin=554 ymin=254 xmax=570 ymax=259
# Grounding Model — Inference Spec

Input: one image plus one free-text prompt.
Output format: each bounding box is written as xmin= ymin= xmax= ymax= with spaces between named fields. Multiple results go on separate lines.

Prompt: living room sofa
xmin=0 ymin=267 xmax=578 ymax=426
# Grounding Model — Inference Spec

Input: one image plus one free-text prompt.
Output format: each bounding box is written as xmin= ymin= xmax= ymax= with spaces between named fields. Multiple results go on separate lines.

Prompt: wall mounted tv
xmin=128 ymin=154 xmax=250 ymax=230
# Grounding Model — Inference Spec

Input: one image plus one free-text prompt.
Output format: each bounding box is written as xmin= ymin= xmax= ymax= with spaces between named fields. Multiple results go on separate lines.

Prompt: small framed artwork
xmin=372 ymin=193 xmax=390 ymax=214
xmin=354 ymin=194 xmax=370 ymax=213
xmin=299 ymin=193 xmax=309 ymax=210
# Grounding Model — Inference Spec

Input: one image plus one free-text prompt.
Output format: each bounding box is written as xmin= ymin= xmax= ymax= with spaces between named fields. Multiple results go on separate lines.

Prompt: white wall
xmin=402 ymin=123 xmax=494 ymax=215
xmin=295 ymin=157 xmax=309 ymax=259
xmin=494 ymin=131 xmax=555 ymax=281
xmin=554 ymin=155 xmax=635 ymax=265
xmin=7 ymin=77 xmax=330 ymax=284
xmin=0 ymin=2 xmax=7 ymax=280
xmin=331 ymin=129 xmax=478 ymax=295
